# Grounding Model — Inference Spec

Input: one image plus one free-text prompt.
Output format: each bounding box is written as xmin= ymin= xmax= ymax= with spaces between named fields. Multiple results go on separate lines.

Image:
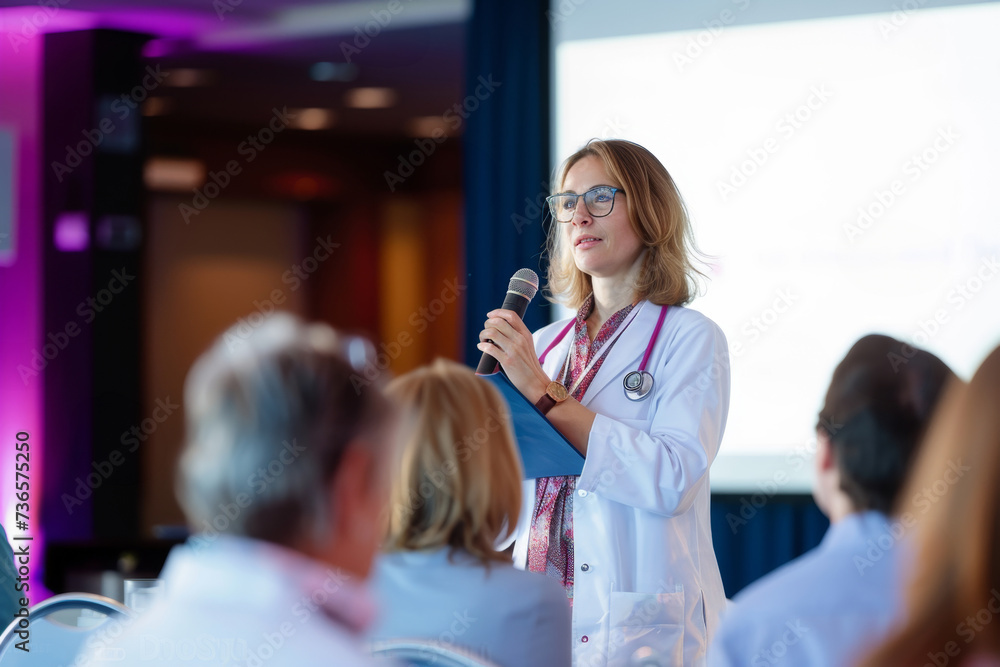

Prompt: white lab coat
xmin=510 ymin=301 xmax=731 ymax=667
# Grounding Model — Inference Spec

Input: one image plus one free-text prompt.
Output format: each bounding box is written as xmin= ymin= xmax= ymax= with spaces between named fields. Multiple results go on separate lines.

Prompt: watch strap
xmin=535 ymin=393 xmax=557 ymax=415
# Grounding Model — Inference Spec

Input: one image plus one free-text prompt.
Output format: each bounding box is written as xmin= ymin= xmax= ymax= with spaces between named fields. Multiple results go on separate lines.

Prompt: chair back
xmin=371 ymin=638 xmax=503 ymax=667
xmin=0 ymin=592 xmax=133 ymax=665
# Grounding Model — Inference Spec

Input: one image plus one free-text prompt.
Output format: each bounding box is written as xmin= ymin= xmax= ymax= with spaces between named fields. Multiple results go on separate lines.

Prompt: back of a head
xmin=859 ymin=344 xmax=1000 ymax=667
xmin=177 ymin=313 xmax=393 ymax=548
xmin=817 ymin=334 xmax=956 ymax=514
xmin=384 ymin=358 xmax=522 ymax=564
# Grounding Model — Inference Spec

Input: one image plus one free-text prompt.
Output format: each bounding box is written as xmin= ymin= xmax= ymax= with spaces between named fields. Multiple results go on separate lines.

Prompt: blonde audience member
xmin=860 ymin=344 xmax=1000 ymax=667
xmin=368 ymin=359 xmax=571 ymax=667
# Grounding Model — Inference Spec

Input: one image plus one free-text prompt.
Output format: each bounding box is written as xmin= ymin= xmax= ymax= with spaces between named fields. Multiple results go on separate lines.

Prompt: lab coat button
xmin=581 ymin=636 xmax=589 ymax=643
xmin=578 ymin=489 xmax=588 ymax=497
xmin=580 ymin=563 xmax=590 ymax=572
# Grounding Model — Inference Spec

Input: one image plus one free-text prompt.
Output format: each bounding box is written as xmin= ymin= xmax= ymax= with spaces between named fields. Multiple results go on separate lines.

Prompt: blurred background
xmin=0 ymin=0 xmax=997 ymax=602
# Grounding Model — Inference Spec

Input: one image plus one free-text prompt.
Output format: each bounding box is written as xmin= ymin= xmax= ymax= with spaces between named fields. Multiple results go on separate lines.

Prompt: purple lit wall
xmin=0 ymin=29 xmax=48 ymax=600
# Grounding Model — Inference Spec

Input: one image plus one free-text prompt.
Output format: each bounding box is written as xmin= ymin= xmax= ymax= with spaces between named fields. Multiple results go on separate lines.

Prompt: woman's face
xmin=561 ymin=155 xmax=644 ymax=282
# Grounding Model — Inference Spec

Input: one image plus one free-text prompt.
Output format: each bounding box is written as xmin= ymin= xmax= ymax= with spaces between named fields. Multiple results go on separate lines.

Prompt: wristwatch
xmin=535 ymin=381 xmax=570 ymax=415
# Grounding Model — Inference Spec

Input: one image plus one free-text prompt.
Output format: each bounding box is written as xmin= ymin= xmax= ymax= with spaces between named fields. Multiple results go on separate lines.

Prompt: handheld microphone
xmin=475 ymin=268 xmax=540 ymax=375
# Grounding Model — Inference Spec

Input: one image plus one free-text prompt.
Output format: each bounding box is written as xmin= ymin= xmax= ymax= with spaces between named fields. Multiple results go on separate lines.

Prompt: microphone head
xmin=508 ymin=268 xmax=539 ymax=301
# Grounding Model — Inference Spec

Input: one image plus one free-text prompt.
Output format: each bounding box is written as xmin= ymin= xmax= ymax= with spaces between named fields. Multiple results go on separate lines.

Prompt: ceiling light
xmin=310 ymin=62 xmax=358 ymax=82
xmin=344 ymin=87 xmax=397 ymax=109
xmin=53 ymin=212 xmax=89 ymax=252
xmin=408 ymin=116 xmax=456 ymax=138
xmin=162 ymin=68 xmax=216 ymax=87
xmin=142 ymin=97 xmax=174 ymax=117
xmin=288 ymin=108 xmax=335 ymax=130
xmin=144 ymin=157 xmax=206 ymax=192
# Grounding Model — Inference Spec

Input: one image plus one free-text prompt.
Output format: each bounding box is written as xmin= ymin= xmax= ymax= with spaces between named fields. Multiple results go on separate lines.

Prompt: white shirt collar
xmin=163 ymin=534 xmax=378 ymax=635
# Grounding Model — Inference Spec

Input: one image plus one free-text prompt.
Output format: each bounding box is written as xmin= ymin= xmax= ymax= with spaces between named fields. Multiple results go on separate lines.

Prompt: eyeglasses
xmin=546 ymin=186 xmax=624 ymax=223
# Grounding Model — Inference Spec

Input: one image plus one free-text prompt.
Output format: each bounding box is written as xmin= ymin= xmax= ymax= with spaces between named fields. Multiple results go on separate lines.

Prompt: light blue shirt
xmin=368 ymin=548 xmax=572 ymax=667
xmin=708 ymin=511 xmax=907 ymax=667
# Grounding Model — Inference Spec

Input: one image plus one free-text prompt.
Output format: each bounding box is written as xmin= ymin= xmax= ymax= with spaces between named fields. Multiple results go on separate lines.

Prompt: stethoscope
xmin=537 ymin=303 xmax=669 ymax=402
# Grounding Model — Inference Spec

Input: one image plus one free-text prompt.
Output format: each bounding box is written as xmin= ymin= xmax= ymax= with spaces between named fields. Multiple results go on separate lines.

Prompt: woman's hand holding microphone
xmin=478 ymin=309 xmax=552 ymax=404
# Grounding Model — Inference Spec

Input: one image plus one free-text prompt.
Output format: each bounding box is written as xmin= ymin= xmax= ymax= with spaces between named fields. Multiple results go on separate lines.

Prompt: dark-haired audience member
xmin=80 ymin=314 xmax=399 ymax=666
xmin=708 ymin=334 xmax=957 ymax=667
xmin=367 ymin=359 xmax=571 ymax=667
xmin=859 ymin=344 xmax=1000 ymax=667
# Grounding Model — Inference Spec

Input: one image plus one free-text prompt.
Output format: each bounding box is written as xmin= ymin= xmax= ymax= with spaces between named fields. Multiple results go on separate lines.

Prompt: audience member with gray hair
xmin=80 ymin=313 xmax=399 ymax=666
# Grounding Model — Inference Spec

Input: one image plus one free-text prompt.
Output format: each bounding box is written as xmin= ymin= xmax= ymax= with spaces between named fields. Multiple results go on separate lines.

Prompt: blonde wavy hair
xmin=383 ymin=359 xmax=522 ymax=564
xmin=546 ymin=139 xmax=704 ymax=309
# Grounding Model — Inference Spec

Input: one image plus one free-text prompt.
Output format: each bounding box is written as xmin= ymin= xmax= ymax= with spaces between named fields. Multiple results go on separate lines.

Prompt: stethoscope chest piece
xmin=623 ymin=370 xmax=655 ymax=402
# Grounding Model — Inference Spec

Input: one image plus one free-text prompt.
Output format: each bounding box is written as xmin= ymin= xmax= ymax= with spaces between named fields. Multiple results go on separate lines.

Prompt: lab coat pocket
xmin=607 ymin=590 xmax=685 ymax=667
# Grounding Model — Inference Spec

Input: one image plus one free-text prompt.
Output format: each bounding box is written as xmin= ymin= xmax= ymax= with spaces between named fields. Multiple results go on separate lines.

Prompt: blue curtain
xmin=462 ymin=0 xmax=553 ymax=366
xmin=711 ymin=494 xmax=829 ymax=598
